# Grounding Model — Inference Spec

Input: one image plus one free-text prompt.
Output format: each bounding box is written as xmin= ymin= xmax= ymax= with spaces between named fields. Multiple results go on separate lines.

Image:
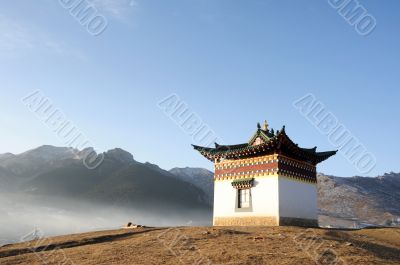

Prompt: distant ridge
xmin=169 ymin=167 xmax=214 ymax=205
xmin=318 ymin=172 xmax=400 ymax=228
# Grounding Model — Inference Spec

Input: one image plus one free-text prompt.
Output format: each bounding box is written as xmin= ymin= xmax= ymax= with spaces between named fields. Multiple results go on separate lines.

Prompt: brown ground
xmin=0 ymin=226 xmax=399 ymax=265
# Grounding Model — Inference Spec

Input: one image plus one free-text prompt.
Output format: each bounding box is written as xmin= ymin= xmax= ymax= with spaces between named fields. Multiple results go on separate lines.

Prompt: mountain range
xmin=0 ymin=146 xmax=211 ymax=214
xmin=0 ymin=145 xmax=399 ymax=228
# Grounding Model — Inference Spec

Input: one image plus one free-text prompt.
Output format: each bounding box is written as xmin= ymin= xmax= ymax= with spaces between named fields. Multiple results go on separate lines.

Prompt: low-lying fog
xmin=0 ymin=193 xmax=212 ymax=246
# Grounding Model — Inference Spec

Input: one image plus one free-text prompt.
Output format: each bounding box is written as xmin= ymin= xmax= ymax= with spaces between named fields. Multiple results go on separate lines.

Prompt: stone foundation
xmin=213 ymin=216 xmax=318 ymax=227
xmin=279 ymin=217 xmax=319 ymax=227
xmin=213 ymin=216 xmax=278 ymax=226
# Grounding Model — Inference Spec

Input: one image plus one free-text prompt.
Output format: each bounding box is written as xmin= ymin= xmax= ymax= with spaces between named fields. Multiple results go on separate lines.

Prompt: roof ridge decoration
xmin=263 ymin=120 xmax=269 ymax=131
xmin=248 ymin=121 xmax=277 ymax=146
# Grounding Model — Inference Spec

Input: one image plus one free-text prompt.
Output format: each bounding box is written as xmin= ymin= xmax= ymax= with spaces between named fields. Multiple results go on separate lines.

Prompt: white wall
xmin=278 ymin=177 xmax=317 ymax=220
xmin=213 ymin=176 xmax=279 ymax=218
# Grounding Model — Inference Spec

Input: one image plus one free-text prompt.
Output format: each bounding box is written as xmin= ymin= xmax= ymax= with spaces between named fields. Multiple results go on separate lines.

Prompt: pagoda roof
xmin=193 ymin=125 xmax=337 ymax=165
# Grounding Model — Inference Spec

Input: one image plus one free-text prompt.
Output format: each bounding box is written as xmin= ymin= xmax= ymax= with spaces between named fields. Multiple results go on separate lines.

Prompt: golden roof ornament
xmin=263 ymin=120 xmax=269 ymax=131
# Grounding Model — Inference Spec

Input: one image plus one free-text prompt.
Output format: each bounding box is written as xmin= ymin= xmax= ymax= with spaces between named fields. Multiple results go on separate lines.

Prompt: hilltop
xmin=0 ymin=226 xmax=399 ymax=265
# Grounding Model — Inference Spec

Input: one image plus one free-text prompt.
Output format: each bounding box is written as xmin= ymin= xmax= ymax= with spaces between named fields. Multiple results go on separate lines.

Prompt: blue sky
xmin=0 ymin=0 xmax=399 ymax=177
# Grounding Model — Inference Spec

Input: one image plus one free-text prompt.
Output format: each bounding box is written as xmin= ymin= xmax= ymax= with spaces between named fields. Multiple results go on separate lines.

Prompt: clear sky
xmin=0 ymin=0 xmax=399 ymax=177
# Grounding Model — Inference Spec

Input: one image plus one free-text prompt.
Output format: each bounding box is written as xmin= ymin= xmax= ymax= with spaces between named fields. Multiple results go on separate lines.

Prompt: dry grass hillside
xmin=0 ymin=226 xmax=399 ymax=265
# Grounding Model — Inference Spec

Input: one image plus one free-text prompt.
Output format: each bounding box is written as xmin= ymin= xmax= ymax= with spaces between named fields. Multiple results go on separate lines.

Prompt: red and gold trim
xmin=213 ymin=154 xmax=317 ymax=184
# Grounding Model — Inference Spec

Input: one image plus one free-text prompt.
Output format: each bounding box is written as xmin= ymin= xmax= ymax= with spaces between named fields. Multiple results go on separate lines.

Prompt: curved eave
xmin=313 ymin=150 xmax=338 ymax=163
xmin=192 ymin=138 xmax=279 ymax=161
xmin=214 ymin=143 xmax=249 ymax=150
xmin=277 ymin=129 xmax=337 ymax=164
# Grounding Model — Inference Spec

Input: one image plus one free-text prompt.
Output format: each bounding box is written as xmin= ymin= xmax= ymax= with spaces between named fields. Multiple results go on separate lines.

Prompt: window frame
xmin=235 ymin=188 xmax=253 ymax=212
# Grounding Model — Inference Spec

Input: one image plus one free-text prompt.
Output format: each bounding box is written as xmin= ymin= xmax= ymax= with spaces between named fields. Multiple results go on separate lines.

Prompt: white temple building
xmin=193 ymin=121 xmax=336 ymax=227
